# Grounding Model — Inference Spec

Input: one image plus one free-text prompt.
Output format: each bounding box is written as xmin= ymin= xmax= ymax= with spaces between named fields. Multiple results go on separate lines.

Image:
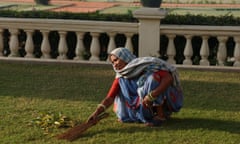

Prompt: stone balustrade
xmin=0 ymin=16 xmax=240 ymax=67
xmin=161 ymin=25 xmax=240 ymax=67
xmin=0 ymin=17 xmax=138 ymax=61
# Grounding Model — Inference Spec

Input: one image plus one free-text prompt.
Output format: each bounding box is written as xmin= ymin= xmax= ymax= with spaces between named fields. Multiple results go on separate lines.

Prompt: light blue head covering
xmin=110 ymin=47 xmax=136 ymax=63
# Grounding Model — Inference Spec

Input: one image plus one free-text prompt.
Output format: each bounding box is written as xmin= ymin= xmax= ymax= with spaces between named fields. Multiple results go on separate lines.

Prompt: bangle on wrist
xmin=147 ymin=91 xmax=157 ymax=101
xmin=97 ymin=104 xmax=106 ymax=111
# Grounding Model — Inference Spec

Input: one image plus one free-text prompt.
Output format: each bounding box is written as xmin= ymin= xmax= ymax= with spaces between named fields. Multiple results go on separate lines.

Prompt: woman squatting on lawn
xmin=87 ymin=47 xmax=183 ymax=126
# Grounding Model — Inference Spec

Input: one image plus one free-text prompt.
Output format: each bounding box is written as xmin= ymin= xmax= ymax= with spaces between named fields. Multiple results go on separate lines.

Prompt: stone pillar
xmin=166 ymin=34 xmax=176 ymax=64
xmin=133 ymin=8 xmax=167 ymax=57
xmin=183 ymin=35 xmax=193 ymax=65
xmin=0 ymin=29 xmax=3 ymax=56
xmin=8 ymin=29 xmax=19 ymax=57
xmin=89 ymin=32 xmax=100 ymax=61
xmin=74 ymin=32 xmax=85 ymax=60
xmin=217 ymin=36 xmax=228 ymax=66
xmin=24 ymin=30 xmax=34 ymax=58
xmin=41 ymin=30 xmax=51 ymax=59
xmin=233 ymin=36 xmax=240 ymax=67
xmin=200 ymin=36 xmax=210 ymax=66
xmin=57 ymin=31 xmax=68 ymax=60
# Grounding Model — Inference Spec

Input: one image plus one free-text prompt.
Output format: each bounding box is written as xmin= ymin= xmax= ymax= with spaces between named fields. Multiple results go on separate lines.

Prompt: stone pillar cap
xmin=133 ymin=8 xmax=167 ymax=19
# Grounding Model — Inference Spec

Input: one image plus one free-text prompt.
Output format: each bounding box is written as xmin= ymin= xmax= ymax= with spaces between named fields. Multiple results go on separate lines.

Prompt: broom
xmin=56 ymin=112 xmax=109 ymax=141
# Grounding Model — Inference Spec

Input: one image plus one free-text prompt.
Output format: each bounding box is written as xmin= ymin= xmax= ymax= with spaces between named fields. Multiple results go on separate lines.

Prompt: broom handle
xmin=95 ymin=112 xmax=109 ymax=121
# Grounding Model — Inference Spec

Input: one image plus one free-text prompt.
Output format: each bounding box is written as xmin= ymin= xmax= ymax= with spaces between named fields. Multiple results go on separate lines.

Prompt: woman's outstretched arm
xmin=87 ymin=78 xmax=119 ymax=122
xmin=87 ymin=96 xmax=115 ymax=122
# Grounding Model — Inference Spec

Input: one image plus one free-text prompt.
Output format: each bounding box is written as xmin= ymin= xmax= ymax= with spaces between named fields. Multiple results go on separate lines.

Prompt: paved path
xmin=0 ymin=0 xmax=125 ymax=12
xmin=1 ymin=0 xmax=240 ymax=13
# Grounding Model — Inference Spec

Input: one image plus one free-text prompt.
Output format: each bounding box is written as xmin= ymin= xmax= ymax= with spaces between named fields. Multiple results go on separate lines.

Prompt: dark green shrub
xmin=140 ymin=0 xmax=162 ymax=8
xmin=34 ymin=0 xmax=49 ymax=5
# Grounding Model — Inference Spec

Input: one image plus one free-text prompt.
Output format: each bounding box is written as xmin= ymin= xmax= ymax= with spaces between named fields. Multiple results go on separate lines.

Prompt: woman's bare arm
xmin=142 ymin=72 xmax=173 ymax=107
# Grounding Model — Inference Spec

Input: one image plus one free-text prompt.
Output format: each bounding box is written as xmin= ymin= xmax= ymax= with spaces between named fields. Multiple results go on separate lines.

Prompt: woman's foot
xmin=153 ymin=105 xmax=167 ymax=120
xmin=117 ymin=119 xmax=123 ymax=123
xmin=145 ymin=119 xmax=163 ymax=127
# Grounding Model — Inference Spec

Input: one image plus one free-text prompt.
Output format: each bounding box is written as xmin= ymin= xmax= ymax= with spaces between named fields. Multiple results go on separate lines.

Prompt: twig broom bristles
xmin=56 ymin=112 xmax=109 ymax=141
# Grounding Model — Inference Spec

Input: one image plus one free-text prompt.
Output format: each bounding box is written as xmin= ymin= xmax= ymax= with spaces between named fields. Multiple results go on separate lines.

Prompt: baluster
xmin=107 ymin=32 xmax=116 ymax=54
xmin=217 ymin=36 xmax=228 ymax=66
xmin=106 ymin=32 xmax=116 ymax=62
xmin=166 ymin=34 xmax=176 ymax=64
xmin=24 ymin=30 xmax=34 ymax=58
xmin=8 ymin=29 xmax=19 ymax=57
xmin=125 ymin=33 xmax=134 ymax=52
xmin=200 ymin=36 xmax=209 ymax=65
xmin=41 ymin=30 xmax=51 ymax=59
xmin=0 ymin=29 xmax=3 ymax=56
xmin=57 ymin=31 xmax=68 ymax=60
xmin=89 ymin=32 xmax=100 ymax=61
xmin=74 ymin=32 xmax=85 ymax=60
xmin=183 ymin=35 xmax=193 ymax=65
xmin=233 ymin=36 xmax=240 ymax=67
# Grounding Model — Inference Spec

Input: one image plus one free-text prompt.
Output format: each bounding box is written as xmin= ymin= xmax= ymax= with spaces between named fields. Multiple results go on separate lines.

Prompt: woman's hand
xmin=142 ymin=72 xmax=173 ymax=109
xmin=87 ymin=97 xmax=114 ymax=122
xmin=87 ymin=107 xmax=103 ymax=123
xmin=142 ymin=95 xmax=153 ymax=108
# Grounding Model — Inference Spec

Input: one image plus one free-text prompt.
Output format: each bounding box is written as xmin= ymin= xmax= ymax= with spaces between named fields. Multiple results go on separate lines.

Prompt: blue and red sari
xmin=109 ymin=48 xmax=184 ymax=124
xmin=113 ymin=70 xmax=183 ymax=124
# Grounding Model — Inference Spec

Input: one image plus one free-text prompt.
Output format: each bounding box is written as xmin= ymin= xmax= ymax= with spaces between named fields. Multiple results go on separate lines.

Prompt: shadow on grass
xmin=165 ymin=117 xmax=240 ymax=134
xmin=79 ymin=117 xmax=240 ymax=139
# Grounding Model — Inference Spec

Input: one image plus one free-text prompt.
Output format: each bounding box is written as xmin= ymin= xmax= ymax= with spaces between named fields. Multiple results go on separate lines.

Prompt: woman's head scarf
xmin=110 ymin=47 xmax=180 ymax=88
xmin=110 ymin=47 xmax=136 ymax=63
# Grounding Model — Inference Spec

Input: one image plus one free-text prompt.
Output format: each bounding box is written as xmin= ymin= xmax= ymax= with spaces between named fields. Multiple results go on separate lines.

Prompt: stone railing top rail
xmin=0 ymin=17 xmax=138 ymax=33
xmin=161 ymin=25 xmax=240 ymax=36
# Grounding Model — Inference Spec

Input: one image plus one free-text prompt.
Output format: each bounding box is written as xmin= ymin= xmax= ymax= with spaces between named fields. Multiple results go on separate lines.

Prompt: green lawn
xmin=0 ymin=61 xmax=239 ymax=144
xmin=1 ymin=0 xmax=240 ymax=17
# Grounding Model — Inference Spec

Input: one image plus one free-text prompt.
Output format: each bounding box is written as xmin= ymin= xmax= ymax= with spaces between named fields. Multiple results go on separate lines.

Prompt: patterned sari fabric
xmin=114 ymin=71 xmax=183 ymax=123
xmin=111 ymin=48 xmax=184 ymax=124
